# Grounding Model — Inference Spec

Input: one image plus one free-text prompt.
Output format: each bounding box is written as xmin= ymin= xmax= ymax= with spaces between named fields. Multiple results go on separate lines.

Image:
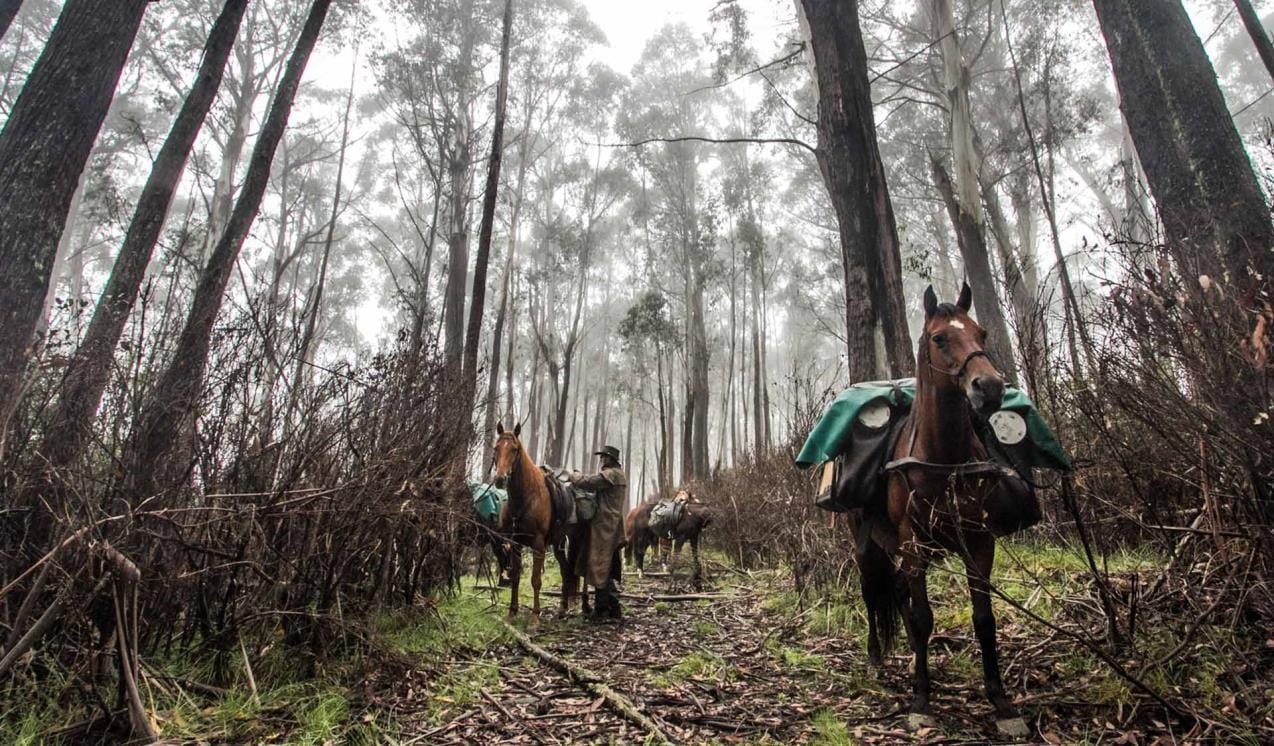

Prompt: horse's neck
xmin=508 ymin=447 xmax=542 ymax=510
xmin=912 ymin=374 xmax=977 ymax=463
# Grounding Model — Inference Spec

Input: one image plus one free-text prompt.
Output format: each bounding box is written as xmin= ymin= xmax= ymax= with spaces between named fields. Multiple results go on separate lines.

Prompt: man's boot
xmin=586 ymin=588 xmax=607 ymax=622
xmin=601 ymin=582 xmax=622 ymax=621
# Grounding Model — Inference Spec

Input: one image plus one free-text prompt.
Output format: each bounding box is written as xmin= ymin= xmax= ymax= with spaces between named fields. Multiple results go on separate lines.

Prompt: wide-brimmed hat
xmin=594 ymin=445 xmax=621 ymax=462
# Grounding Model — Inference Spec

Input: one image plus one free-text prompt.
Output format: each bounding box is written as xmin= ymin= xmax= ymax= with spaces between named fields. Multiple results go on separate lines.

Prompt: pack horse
xmin=799 ymin=283 xmax=1072 ymax=736
xmin=490 ymin=422 xmax=591 ymax=621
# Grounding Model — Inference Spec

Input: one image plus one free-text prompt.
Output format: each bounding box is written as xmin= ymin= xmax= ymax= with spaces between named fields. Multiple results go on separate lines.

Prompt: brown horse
xmin=625 ymin=489 xmax=713 ymax=587
xmin=491 ymin=422 xmax=588 ymax=621
xmin=854 ymin=283 xmax=1027 ymax=737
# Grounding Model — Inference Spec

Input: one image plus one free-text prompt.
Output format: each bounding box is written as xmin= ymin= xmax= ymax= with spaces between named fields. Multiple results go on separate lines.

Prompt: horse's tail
xmin=858 ymin=538 xmax=900 ymax=652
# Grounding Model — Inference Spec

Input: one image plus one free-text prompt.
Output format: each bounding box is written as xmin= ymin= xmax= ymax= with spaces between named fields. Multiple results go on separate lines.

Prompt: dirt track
xmin=366 ymin=559 xmax=1180 ymax=745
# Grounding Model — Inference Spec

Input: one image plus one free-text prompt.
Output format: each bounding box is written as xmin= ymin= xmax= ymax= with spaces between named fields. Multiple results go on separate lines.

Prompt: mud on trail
xmin=363 ymin=549 xmax=1197 ymax=745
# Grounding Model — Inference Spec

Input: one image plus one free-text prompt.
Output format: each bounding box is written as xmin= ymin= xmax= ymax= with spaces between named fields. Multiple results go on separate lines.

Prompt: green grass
xmin=770 ymin=641 xmax=827 ymax=673
xmin=0 ymin=664 xmax=67 ymax=746
xmin=428 ymin=662 xmax=502 ymax=721
xmin=658 ymin=650 xmax=735 ymax=685
xmin=692 ymin=619 xmax=720 ymax=637
xmin=810 ymin=708 xmax=854 ymax=745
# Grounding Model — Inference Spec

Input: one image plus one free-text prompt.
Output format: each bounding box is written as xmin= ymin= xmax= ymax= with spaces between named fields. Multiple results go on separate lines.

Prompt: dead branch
xmin=500 ymin=618 xmax=673 ymax=744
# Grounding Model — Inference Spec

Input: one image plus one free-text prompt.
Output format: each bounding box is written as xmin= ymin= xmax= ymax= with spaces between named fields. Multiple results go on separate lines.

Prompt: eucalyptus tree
xmin=526 ymin=142 xmax=630 ymax=466
xmin=1094 ymin=0 xmax=1274 ymax=300
xmin=481 ymin=0 xmax=606 ymax=467
xmin=379 ymin=0 xmax=498 ymax=373
xmin=126 ymin=0 xmax=333 ymax=496
xmin=37 ymin=0 xmax=251 ymax=475
xmin=795 ymin=0 xmax=913 ymax=383
xmin=616 ymin=23 xmax=721 ymax=480
xmin=0 ymin=0 xmax=153 ymax=459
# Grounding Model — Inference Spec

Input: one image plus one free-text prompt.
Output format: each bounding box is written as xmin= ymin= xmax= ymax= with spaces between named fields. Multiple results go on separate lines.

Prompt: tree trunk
xmin=38 ymin=0 xmax=250 ymax=473
xmin=0 ymin=0 xmax=151 ymax=456
xmin=127 ymin=0 xmax=331 ymax=495
xmin=796 ymin=0 xmax=914 ymax=382
xmin=1094 ymin=0 xmax=1274 ymax=296
xmin=442 ymin=0 xmax=478 ymax=373
xmin=462 ymin=0 xmax=513 ymax=397
xmin=931 ymin=158 xmax=1019 ymax=379
xmin=1235 ymin=0 xmax=1274 ymax=85
xmin=930 ymin=0 xmax=1019 ymax=381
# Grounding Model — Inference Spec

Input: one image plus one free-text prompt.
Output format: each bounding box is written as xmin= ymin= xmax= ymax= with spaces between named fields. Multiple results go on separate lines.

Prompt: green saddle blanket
xmin=795 ymin=378 xmax=1070 ymax=472
xmin=469 ymin=482 xmax=507 ymax=524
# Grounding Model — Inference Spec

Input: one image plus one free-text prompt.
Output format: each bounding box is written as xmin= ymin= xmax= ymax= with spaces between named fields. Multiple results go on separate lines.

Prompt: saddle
xmin=540 ymin=468 xmax=597 ymax=540
xmin=648 ymin=496 xmax=687 ymax=539
xmin=818 ymin=403 xmax=1041 ymax=537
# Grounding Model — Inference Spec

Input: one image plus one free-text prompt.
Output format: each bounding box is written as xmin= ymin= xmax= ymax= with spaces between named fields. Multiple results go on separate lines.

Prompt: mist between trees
xmin=1 ymin=0 xmax=1274 ymax=741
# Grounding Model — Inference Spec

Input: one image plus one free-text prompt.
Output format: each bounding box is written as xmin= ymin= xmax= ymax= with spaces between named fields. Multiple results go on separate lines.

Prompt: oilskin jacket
xmin=570 ymin=466 xmax=628 ymax=587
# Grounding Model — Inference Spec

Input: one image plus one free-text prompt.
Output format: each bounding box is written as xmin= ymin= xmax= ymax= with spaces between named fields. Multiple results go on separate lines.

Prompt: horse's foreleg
xmin=963 ymin=538 xmax=1025 ymax=735
xmin=553 ymin=544 xmax=570 ymax=614
xmin=507 ymin=544 xmax=522 ymax=620
xmin=901 ymin=551 xmax=933 ymax=725
xmin=530 ymin=538 xmax=545 ymax=621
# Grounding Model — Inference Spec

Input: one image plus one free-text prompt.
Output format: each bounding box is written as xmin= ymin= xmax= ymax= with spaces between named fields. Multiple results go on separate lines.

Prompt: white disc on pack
xmin=858 ymin=402 xmax=891 ymax=429
xmin=989 ymin=410 xmax=1027 ymax=445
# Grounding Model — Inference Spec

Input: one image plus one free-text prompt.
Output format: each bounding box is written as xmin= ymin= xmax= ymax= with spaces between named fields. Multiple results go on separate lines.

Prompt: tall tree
xmin=1093 ymin=0 xmax=1274 ymax=298
xmin=929 ymin=0 xmax=1017 ymax=380
xmin=0 ymin=0 xmax=152 ymax=457
xmin=127 ymin=0 xmax=331 ymax=495
xmin=796 ymin=0 xmax=914 ymax=382
xmin=37 ymin=0 xmax=251 ymax=473
xmin=462 ymin=0 xmax=513 ymax=404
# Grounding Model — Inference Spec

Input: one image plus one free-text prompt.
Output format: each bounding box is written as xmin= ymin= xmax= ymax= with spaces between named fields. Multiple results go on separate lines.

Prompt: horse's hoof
xmin=996 ymin=717 xmax=1028 ymax=738
xmin=907 ymin=713 xmax=935 ymax=731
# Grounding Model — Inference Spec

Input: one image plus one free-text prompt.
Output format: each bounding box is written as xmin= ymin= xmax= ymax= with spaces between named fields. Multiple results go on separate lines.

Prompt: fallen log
xmin=499 ymin=618 xmax=672 ymax=744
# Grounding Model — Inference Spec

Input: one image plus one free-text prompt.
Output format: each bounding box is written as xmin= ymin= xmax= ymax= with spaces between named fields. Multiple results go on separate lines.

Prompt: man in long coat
xmin=569 ymin=445 xmax=627 ymax=621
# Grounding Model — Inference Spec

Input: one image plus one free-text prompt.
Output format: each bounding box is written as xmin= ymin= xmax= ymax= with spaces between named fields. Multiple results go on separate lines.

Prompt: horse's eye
xmin=933 ymin=333 xmax=948 ymax=347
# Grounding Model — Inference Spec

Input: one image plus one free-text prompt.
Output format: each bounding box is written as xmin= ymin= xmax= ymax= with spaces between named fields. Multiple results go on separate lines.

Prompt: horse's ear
xmin=923 ymin=285 xmax=938 ymax=317
xmin=957 ymin=282 xmax=973 ymax=312
xmin=513 ymin=422 xmax=521 ymax=437
xmin=496 ymin=422 xmax=504 ymax=435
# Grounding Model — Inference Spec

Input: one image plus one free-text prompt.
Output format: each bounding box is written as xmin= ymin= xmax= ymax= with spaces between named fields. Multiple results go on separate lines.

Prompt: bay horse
xmin=854 ymin=283 xmax=1028 ymax=737
xmin=491 ymin=422 xmax=588 ymax=621
xmin=626 ymin=490 xmax=713 ymax=587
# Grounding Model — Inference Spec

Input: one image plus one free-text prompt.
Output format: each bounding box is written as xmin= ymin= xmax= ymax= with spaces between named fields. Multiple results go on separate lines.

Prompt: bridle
xmin=889 ymin=346 xmax=1007 ymax=478
xmin=927 ymin=348 xmax=992 ymax=382
xmin=493 ymin=437 xmax=522 ymax=484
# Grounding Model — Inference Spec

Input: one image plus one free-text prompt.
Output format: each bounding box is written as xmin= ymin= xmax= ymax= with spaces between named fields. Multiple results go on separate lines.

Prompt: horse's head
xmin=922 ymin=283 xmax=1004 ymax=413
xmin=491 ymin=422 xmax=523 ymax=489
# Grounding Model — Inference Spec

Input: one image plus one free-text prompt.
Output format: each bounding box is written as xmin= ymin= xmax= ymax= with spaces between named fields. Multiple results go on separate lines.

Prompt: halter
xmin=889 ymin=349 xmax=1005 ymax=478
xmin=928 ymin=348 xmax=992 ymax=382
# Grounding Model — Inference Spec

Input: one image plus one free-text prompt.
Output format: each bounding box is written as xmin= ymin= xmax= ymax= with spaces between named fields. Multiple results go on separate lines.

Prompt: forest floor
xmin=11 ymin=540 xmax=1267 ymax=745
xmin=351 ymin=540 xmax=1260 ymax=746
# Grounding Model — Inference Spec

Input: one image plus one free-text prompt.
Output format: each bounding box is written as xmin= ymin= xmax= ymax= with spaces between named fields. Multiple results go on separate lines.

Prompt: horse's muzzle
xmin=970 ymin=375 xmax=1005 ymax=413
xmin=493 ymin=475 xmax=508 ymax=489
